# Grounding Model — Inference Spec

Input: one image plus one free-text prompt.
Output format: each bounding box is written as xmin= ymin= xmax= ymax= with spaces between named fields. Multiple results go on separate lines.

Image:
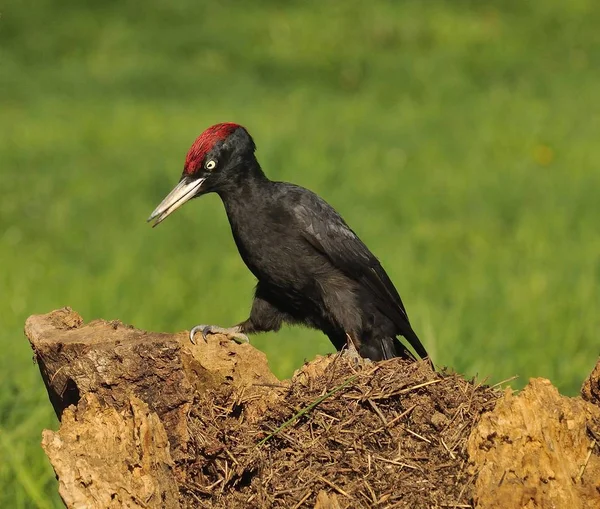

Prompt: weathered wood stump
xmin=26 ymin=308 xmax=600 ymax=508
xmin=26 ymin=307 xmax=279 ymax=507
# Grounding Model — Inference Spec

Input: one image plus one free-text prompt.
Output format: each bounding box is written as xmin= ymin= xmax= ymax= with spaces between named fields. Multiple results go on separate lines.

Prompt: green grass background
xmin=1 ymin=0 xmax=599 ymax=505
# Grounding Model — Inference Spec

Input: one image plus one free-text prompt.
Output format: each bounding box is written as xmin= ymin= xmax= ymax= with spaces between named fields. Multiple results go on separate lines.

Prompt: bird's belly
xmin=242 ymin=244 xmax=315 ymax=288
xmin=235 ymin=231 xmax=367 ymax=341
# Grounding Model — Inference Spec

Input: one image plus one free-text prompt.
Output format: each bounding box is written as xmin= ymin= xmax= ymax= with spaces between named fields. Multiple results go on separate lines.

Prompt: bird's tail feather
xmin=377 ymin=328 xmax=428 ymax=361
xmin=401 ymin=327 xmax=428 ymax=360
xmin=378 ymin=337 xmax=403 ymax=360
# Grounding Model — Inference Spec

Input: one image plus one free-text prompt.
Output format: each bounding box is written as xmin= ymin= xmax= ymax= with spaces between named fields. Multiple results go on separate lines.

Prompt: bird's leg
xmin=189 ymin=324 xmax=249 ymax=345
xmin=341 ymin=333 xmax=372 ymax=364
xmin=189 ymin=284 xmax=288 ymax=345
xmin=342 ymin=333 xmax=362 ymax=361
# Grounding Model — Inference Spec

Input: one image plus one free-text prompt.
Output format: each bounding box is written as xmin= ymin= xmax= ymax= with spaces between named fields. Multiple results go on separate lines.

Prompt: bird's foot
xmin=341 ymin=347 xmax=372 ymax=365
xmin=189 ymin=325 xmax=249 ymax=345
xmin=341 ymin=334 xmax=372 ymax=365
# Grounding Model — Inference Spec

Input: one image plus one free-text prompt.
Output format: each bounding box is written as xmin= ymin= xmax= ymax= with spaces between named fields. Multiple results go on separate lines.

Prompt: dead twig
xmin=316 ymin=474 xmax=351 ymax=498
xmin=401 ymin=426 xmax=432 ymax=444
xmin=373 ymin=455 xmax=420 ymax=470
xmin=292 ymin=490 xmax=312 ymax=509
xmin=576 ymin=439 xmax=597 ymax=483
xmin=367 ymin=399 xmax=388 ymax=427
xmin=489 ymin=375 xmax=518 ymax=389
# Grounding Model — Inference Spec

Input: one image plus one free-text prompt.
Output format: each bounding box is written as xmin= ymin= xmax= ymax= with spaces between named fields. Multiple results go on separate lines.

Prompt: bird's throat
xmin=218 ymin=162 xmax=271 ymax=219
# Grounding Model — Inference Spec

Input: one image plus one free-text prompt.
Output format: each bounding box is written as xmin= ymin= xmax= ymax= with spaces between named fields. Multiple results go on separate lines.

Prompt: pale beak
xmin=147 ymin=176 xmax=206 ymax=227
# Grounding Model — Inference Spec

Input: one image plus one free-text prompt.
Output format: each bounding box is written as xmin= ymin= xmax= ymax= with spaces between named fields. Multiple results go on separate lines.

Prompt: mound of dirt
xmin=25 ymin=309 xmax=600 ymax=508
xmin=182 ymin=356 xmax=497 ymax=507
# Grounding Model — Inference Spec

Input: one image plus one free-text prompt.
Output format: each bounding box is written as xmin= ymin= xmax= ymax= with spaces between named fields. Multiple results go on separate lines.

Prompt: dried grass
xmin=180 ymin=356 xmax=500 ymax=508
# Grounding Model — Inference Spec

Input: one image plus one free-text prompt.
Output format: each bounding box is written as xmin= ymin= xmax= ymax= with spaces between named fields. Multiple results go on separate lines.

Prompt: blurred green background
xmin=1 ymin=0 xmax=599 ymax=506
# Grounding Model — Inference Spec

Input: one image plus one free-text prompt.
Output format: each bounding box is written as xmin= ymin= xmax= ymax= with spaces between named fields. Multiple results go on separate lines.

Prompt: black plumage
xmin=148 ymin=123 xmax=428 ymax=362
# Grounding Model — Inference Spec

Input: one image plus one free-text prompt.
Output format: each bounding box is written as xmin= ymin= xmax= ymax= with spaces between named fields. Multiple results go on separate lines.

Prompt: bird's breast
xmin=230 ymin=220 xmax=324 ymax=289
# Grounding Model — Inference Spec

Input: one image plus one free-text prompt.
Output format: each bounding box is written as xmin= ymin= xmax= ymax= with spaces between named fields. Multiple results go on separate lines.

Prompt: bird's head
xmin=147 ymin=122 xmax=256 ymax=226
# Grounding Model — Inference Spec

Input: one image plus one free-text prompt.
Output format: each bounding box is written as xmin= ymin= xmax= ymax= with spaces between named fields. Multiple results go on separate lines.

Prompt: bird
xmin=148 ymin=123 xmax=428 ymax=362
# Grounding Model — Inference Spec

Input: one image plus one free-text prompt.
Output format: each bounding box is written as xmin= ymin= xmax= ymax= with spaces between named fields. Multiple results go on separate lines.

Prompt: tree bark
xmin=26 ymin=307 xmax=280 ymax=506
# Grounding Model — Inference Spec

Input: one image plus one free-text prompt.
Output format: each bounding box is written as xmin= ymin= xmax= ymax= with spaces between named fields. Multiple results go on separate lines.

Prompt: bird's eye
xmin=205 ymin=160 xmax=217 ymax=170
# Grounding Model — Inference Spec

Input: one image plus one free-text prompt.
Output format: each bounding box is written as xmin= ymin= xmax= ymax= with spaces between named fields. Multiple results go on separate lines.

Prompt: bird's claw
xmin=189 ymin=325 xmax=208 ymax=344
xmin=341 ymin=334 xmax=372 ymax=365
xmin=341 ymin=346 xmax=372 ymax=365
xmin=189 ymin=325 xmax=249 ymax=345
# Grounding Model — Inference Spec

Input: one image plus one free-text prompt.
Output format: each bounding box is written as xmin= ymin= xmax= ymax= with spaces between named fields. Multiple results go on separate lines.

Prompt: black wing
xmin=290 ymin=187 xmax=427 ymax=359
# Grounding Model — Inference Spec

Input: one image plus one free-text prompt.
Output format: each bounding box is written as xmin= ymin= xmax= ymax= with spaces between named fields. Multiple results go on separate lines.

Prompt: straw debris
xmin=180 ymin=355 xmax=499 ymax=508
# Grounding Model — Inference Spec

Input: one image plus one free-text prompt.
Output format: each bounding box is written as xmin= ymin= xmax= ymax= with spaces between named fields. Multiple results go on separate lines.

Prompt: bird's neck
xmin=218 ymin=158 xmax=271 ymax=216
